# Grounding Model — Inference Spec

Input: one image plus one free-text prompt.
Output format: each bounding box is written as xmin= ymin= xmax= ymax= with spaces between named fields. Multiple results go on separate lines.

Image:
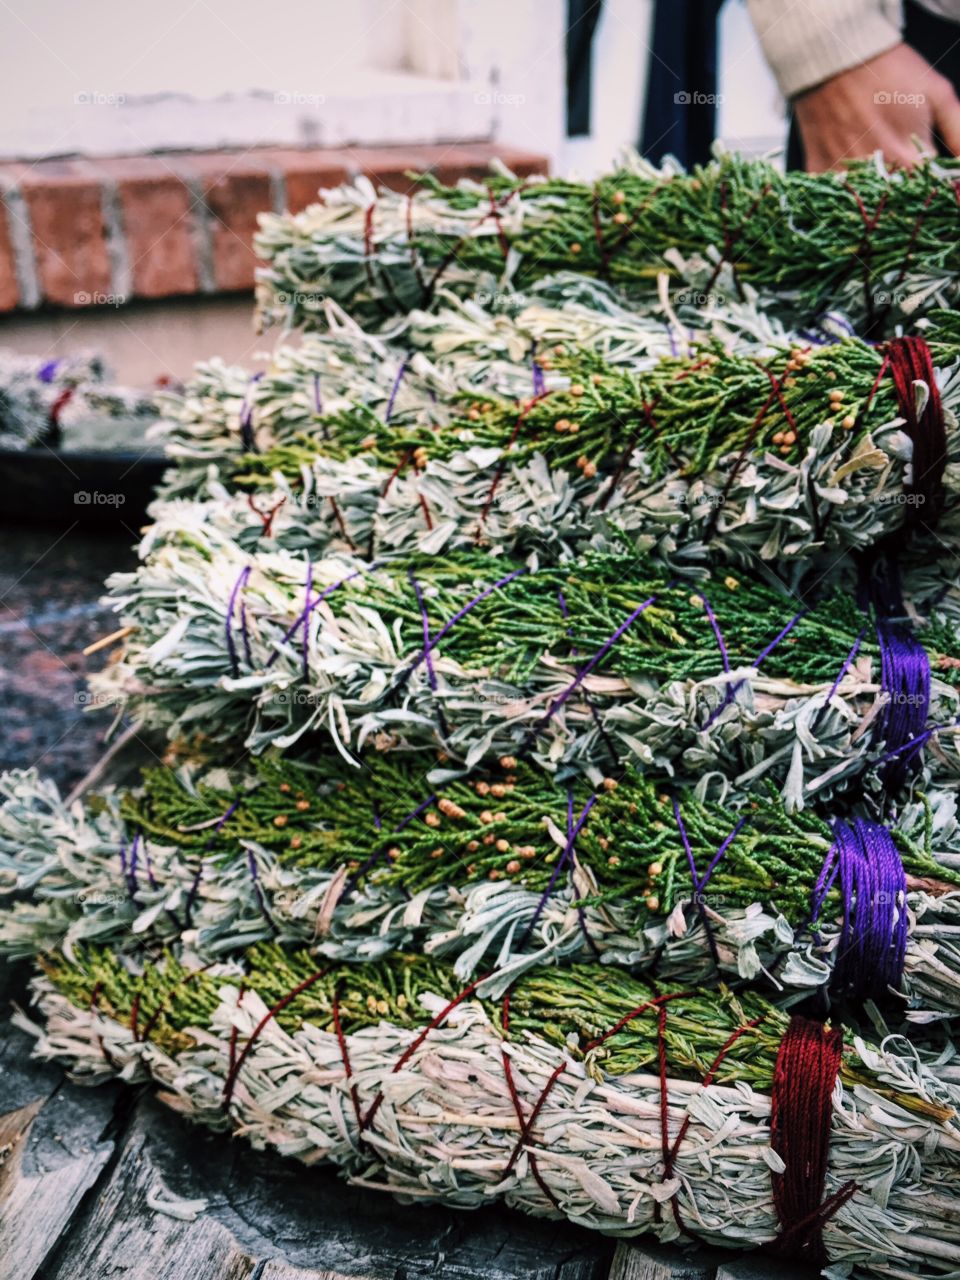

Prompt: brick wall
xmin=0 ymin=144 xmax=547 ymax=312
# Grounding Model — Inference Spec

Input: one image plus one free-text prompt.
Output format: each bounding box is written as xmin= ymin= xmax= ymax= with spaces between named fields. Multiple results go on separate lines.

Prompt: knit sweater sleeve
xmin=746 ymin=0 xmax=904 ymax=99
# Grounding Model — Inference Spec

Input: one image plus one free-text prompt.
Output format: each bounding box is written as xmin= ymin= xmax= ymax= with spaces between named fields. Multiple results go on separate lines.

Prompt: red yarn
xmin=247 ymin=493 xmax=286 ymax=538
xmin=769 ymin=1016 xmax=857 ymax=1265
xmin=222 ymin=966 xmax=330 ymax=1109
xmin=476 ymin=390 xmax=552 ymax=536
xmin=499 ymin=994 xmax=564 ymax=1209
xmin=885 ymin=335 xmax=946 ymax=529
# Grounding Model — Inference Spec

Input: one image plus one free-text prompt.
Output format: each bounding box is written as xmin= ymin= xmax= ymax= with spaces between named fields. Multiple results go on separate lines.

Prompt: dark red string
xmin=477 ymin=390 xmax=552 ymax=535
xmin=222 ymin=966 xmax=330 ymax=1109
xmin=328 ymin=496 xmax=358 ymax=551
xmin=884 ymin=335 xmax=946 ymax=529
xmin=247 ymin=493 xmax=286 ymax=538
xmin=769 ymin=1016 xmax=857 ymax=1265
xmin=499 ymin=994 xmax=564 ymax=1209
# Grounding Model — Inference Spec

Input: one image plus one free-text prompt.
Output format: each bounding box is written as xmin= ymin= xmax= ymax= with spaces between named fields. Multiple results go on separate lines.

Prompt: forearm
xmin=747 ymin=0 xmax=903 ymax=97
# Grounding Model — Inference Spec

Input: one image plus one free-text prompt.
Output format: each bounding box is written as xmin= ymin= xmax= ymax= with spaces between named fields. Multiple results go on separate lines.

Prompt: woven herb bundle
xmin=3 ymin=754 xmax=959 ymax=1009
xmin=91 ymin=543 xmax=960 ymax=808
xmin=0 ymin=348 xmax=156 ymax=451
xmin=157 ymin=278 xmax=742 ymax=493
xmin=148 ymin=322 xmax=960 ymax=569
xmin=19 ymin=945 xmax=960 ymax=1277
xmin=253 ymin=152 xmax=960 ymax=334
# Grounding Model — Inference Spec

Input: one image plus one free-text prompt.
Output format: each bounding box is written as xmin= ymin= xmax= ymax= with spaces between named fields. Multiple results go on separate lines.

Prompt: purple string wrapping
xmin=301 ymin=559 xmax=314 ymax=680
xmin=384 ymin=357 xmax=409 ymax=423
xmin=557 ymin=591 xmax=619 ymax=768
xmin=408 ymin=568 xmax=450 ymax=736
xmin=184 ymin=800 xmax=241 ymax=926
xmin=225 ymin=567 xmax=252 ymax=678
xmin=812 ymin=626 xmax=866 ymax=732
xmin=409 ymin=569 xmax=439 ymax=693
xmin=344 ymin=790 xmax=438 ymax=892
xmin=37 ymin=359 xmax=61 ymax=384
xmin=524 ymin=592 xmax=660 ymax=746
xmin=672 ymin=800 xmax=746 ymax=970
xmin=520 ymin=789 xmax=597 ymax=946
xmin=700 ymin=605 xmax=807 ymax=730
xmin=876 ymin=620 xmax=930 ymax=787
xmin=265 ymin=565 xmax=371 ymax=670
xmin=531 ymin=344 xmax=546 ymax=397
xmin=239 ymin=372 xmax=264 ymax=452
xmin=811 ymin=818 xmax=907 ymax=1002
xmin=398 ymin=567 xmax=526 ymax=687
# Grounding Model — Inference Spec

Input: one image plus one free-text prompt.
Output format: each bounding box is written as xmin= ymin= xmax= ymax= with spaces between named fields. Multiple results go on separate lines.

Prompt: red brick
xmin=95 ymin=156 xmax=198 ymax=299
xmin=180 ymin=154 xmax=274 ymax=292
xmin=20 ymin=161 xmax=111 ymax=307
xmin=0 ymin=187 xmax=20 ymax=310
xmin=256 ymin=148 xmax=351 ymax=214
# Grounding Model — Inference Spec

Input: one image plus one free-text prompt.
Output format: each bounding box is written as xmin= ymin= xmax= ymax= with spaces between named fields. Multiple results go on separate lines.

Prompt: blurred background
xmin=0 ymin=0 xmax=783 ymax=382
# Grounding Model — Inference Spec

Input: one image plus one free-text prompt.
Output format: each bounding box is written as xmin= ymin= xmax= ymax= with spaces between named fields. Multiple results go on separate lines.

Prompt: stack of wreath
xmin=5 ymin=153 xmax=960 ymax=1279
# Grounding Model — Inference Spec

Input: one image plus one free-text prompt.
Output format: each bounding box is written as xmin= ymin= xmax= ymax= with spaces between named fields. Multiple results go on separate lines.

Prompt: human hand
xmin=794 ymin=43 xmax=960 ymax=171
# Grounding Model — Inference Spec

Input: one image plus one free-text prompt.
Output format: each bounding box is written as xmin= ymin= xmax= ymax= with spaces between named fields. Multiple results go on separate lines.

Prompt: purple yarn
xmin=813 ymin=626 xmax=866 ymax=731
xmin=345 ymin=790 xmax=438 ymax=891
xmin=301 ymin=559 xmax=313 ymax=680
xmin=37 ymin=358 xmax=62 ymax=384
xmin=313 ymin=372 xmax=323 ymax=414
xmin=399 ymin=567 xmax=526 ymax=686
xmin=525 ymin=592 xmax=658 ymax=742
xmin=876 ymin=620 xmax=930 ymax=786
xmin=692 ymin=589 xmax=733 ymax=730
xmin=520 ymin=790 xmax=597 ymax=945
xmin=384 ymin=357 xmax=409 ymax=423
xmin=266 ymin=565 xmax=370 ymax=669
xmin=239 ymin=602 xmax=253 ymax=668
xmin=408 ymin=569 xmax=438 ymax=692
xmin=531 ymin=343 xmax=546 ymax=397
xmin=239 ymin=372 xmax=264 ymax=452
xmin=225 ymin=567 xmax=252 ymax=678
xmin=673 ymin=799 xmax=745 ymax=969
xmin=754 ymin=609 xmax=807 ymax=666
xmin=811 ymin=818 xmax=907 ymax=1001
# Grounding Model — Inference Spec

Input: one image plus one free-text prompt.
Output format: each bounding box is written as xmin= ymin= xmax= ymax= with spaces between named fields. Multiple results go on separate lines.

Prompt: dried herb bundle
xmin=148 ymin=321 xmax=960 ymax=569
xmin=254 ymin=153 xmax=960 ymax=333
xmin=90 ymin=544 xmax=960 ymax=808
xmin=3 ymin=757 xmax=959 ymax=1009
xmin=18 ymin=945 xmax=960 ymax=1276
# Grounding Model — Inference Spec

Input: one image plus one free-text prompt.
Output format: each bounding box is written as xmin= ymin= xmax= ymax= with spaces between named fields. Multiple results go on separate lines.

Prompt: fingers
xmin=932 ymin=82 xmax=960 ymax=157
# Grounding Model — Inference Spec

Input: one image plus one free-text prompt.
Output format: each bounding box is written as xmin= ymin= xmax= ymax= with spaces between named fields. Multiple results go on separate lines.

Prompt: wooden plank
xmin=38 ymin=1085 xmax=612 ymax=1280
xmin=715 ymin=1258 xmax=813 ymax=1280
xmin=39 ymin=1101 xmax=258 ymax=1280
xmin=0 ymin=1025 xmax=120 ymax=1280
xmin=608 ymin=1239 xmax=718 ymax=1279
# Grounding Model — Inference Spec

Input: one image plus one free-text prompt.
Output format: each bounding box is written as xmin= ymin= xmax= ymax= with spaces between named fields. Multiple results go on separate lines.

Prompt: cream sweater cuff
xmin=746 ymin=0 xmax=905 ymax=99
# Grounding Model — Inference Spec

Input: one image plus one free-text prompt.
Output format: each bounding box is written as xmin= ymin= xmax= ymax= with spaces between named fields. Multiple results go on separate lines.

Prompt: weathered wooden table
xmin=0 ymin=530 xmax=800 ymax=1280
